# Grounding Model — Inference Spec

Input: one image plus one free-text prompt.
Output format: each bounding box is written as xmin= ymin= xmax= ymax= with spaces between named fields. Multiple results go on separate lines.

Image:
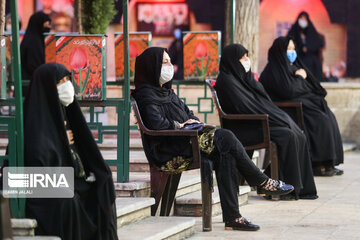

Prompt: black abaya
xmin=24 ymin=63 xmax=118 ymax=240
xmin=215 ymin=44 xmax=317 ymax=199
xmin=260 ymin=36 xmax=343 ymax=168
xmin=287 ymin=11 xmax=325 ymax=81
xmin=20 ymin=12 xmax=50 ymax=82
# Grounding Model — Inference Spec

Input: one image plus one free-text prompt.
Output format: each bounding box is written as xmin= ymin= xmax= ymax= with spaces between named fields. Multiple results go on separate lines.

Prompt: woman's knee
xmin=214 ymin=128 xmax=244 ymax=152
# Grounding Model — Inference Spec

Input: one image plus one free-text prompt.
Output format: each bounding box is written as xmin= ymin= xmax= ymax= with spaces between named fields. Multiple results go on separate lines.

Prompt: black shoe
xmin=225 ymin=217 xmax=260 ymax=231
xmin=257 ymin=179 xmax=294 ymax=196
xmin=313 ymin=166 xmax=335 ymax=176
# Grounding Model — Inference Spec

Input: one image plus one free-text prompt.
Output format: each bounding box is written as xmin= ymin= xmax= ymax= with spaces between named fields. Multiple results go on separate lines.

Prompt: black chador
xmin=260 ymin=36 xmax=343 ymax=173
xmin=20 ymin=12 xmax=50 ymax=81
xmin=215 ymin=44 xmax=317 ymax=199
xmin=287 ymin=11 xmax=325 ymax=81
xmin=24 ymin=63 xmax=118 ymax=240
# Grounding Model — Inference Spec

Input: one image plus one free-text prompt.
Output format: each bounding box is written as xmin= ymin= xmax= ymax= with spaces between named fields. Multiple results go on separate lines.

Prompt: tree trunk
xmin=0 ymin=0 xmax=5 ymax=35
xmin=75 ymin=0 xmax=83 ymax=34
xmin=234 ymin=0 xmax=259 ymax=73
xmin=224 ymin=0 xmax=231 ymax=47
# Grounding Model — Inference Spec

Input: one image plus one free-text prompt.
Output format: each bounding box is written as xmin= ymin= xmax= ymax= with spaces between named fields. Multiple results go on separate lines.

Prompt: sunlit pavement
xmin=189 ymin=151 xmax=360 ymax=240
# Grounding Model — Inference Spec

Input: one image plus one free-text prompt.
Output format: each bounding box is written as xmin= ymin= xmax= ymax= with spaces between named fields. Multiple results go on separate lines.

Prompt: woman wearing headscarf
xmin=24 ymin=63 xmax=118 ymax=240
xmin=287 ymin=11 xmax=325 ymax=81
xmin=132 ymin=47 xmax=293 ymax=231
xmin=260 ymin=36 xmax=344 ymax=177
xmin=215 ymin=44 xmax=317 ymax=200
xmin=20 ymin=11 xmax=51 ymax=95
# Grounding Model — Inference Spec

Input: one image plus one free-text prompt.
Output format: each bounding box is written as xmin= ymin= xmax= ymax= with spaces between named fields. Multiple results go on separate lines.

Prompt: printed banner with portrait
xmin=137 ymin=3 xmax=189 ymax=36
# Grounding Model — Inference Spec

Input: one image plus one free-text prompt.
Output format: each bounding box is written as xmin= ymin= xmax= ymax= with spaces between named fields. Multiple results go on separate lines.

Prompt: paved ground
xmin=189 ymin=151 xmax=360 ymax=240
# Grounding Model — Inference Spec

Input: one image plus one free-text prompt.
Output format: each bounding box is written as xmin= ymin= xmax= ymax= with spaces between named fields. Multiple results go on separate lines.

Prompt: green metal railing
xmin=79 ymin=99 xmax=128 ymax=182
xmin=173 ymin=81 xmax=214 ymax=124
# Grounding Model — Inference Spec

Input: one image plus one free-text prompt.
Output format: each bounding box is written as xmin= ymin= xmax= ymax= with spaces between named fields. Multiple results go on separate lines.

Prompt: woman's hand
xmin=66 ymin=129 xmax=74 ymax=145
xmin=295 ymin=69 xmax=307 ymax=79
xmin=179 ymin=119 xmax=201 ymax=129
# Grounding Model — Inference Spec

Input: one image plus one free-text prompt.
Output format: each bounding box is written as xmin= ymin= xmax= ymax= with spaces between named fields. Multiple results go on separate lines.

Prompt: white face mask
xmin=240 ymin=59 xmax=251 ymax=73
xmin=159 ymin=65 xmax=174 ymax=85
xmin=298 ymin=19 xmax=308 ymax=29
xmin=57 ymin=81 xmax=75 ymax=107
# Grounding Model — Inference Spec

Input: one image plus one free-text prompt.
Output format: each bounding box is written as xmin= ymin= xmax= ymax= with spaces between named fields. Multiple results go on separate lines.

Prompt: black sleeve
xmin=141 ymin=104 xmax=175 ymax=130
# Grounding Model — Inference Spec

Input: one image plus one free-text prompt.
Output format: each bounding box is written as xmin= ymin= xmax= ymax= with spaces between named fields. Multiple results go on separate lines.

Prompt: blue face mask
xmin=287 ymin=50 xmax=297 ymax=63
xmin=174 ymin=29 xmax=182 ymax=40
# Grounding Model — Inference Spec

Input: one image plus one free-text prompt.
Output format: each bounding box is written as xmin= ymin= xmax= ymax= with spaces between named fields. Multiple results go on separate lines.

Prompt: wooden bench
xmin=205 ymin=79 xmax=279 ymax=184
xmin=130 ymin=95 xmax=213 ymax=232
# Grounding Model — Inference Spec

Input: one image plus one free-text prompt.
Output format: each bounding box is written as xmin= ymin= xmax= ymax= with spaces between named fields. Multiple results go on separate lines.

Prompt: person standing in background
xmin=20 ymin=11 xmax=51 ymax=95
xmin=168 ymin=28 xmax=184 ymax=80
xmin=287 ymin=11 xmax=325 ymax=81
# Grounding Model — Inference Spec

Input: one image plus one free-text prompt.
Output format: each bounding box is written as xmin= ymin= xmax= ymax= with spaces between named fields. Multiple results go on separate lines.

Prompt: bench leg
xmin=160 ymin=173 xmax=181 ymax=216
xmin=150 ymin=167 xmax=169 ymax=216
xmin=200 ymin=174 xmax=212 ymax=231
xmin=0 ymin=195 xmax=13 ymax=239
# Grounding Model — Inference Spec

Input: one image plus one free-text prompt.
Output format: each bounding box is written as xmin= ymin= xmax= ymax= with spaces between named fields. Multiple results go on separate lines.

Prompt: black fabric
xmin=20 ymin=12 xmax=50 ymax=82
xmin=215 ymin=44 xmax=317 ymax=198
xmin=260 ymin=37 xmax=344 ymax=168
xmin=133 ymin=47 xmax=269 ymax=221
xmin=168 ymin=39 xmax=184 ymax=80
xmin=287 ymin=11 xmax=325 ymax=81
xmin=24 ymin=63 xmax=117 ymax=240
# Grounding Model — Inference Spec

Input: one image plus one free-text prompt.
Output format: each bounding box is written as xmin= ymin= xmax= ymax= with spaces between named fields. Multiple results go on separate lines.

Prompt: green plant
xmin=75 ymin=0 xmax=118 ymax=34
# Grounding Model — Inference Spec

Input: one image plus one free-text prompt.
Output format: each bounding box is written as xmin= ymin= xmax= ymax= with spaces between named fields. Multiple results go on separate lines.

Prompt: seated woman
xmin=132 ymin=47 xmax=294 ymax=231
xmin=24 ymin=63 xmax=118 ymax=240
xmin=260 ymin=37 xmax=343 ymax=176
xmin=215 ymin=44 xmax=318 ymax=200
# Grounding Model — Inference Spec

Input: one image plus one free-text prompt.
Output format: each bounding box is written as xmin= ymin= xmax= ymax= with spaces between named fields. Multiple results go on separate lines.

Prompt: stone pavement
xmin=189 ymin=151 xmax=360 ymax=240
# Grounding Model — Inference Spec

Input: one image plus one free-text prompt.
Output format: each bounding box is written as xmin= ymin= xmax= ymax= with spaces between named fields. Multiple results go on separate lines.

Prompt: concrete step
xmin=11 ymin=218 xmax=37 ymax=237
xmin=114 ymin=169 xmax=213 ymax=199
xmin=175 ymin=186 xmax=251 ymax=217
xmin=104 ymin=150 xmax=148 ymax=172
xmin=116 ymin=197 xmax=155 ymax=228
xmin=117 ymin=216 xmax=195 ymax=240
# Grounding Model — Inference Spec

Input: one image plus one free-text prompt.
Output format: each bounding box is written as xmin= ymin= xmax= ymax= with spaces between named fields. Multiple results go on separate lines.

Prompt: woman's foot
xmin=333 ymin=167 xmax=344 ymax=176
xmin=257 ymin=179 xmax=294 ymax=196
xmin=225 ymin=217 xmax=260 ymax=231
xmin=313 ymin=166 xmax=335 ymax=176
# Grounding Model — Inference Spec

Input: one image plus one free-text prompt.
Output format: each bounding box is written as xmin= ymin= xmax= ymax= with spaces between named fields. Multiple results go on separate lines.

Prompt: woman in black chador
xmin=132 ymin=47 xmax=293 ymax=231
xmin=215 ymin=44 xmax=317 ymax=200
xmin=287 ymin=11 xmax=325 ymax=81
xmin=20 ymin=11 xmax=51 ymax=95
xmin=260 ymin=36 xmax=344 ymax=177
xmin=24 ymin=63 xmax=118 ymax=240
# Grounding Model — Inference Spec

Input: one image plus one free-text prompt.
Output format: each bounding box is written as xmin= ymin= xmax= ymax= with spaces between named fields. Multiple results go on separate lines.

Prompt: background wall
xmin=258 ymin=0 xmax=346 ymax=74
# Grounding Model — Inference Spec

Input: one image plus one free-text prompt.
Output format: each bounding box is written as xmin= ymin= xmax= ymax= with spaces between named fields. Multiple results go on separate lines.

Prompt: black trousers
xmin=208 ymin=129 xmax=268 ymax=222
